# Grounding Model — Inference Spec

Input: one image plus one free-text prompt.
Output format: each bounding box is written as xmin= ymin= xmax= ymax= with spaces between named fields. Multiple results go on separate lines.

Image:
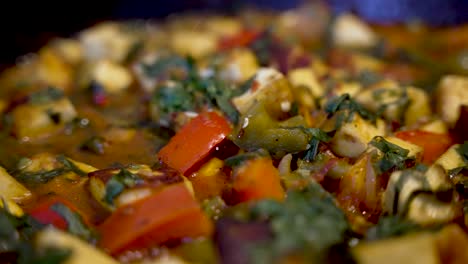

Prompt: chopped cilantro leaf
xmin=103 ymin=169 xmax=141 ymax=205
xmin=56 ymin=155 xmax=87 ymax=177
xmin=370 ymin=136 xmax=413 ymax=173
xmin=457 ymin=141 xmax=468 ymax=162
xmin=247 ymin=183 xmax=350 ymax=263
xmin=15 ymin=155 xmax=86 ymax=186
xmin=282 ymin=127 xmax=331 ymax=162
xmin=324 ymin=93 xmax=377 ymax=129
xmin=103 ymin=178 xmax=125 ymax=205
xmin=15 ymin=168 xmax=67 ymax=185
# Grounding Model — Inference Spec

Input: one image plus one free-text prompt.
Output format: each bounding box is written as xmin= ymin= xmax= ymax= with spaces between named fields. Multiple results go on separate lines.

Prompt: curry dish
xmin=1 ymin=3 xmax=468 ymax=264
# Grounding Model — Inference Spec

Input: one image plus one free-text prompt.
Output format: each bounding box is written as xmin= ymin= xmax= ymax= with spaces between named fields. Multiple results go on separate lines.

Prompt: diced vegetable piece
xmin=232 ymin=103 xmax=310 ymax=157
xmin=332 ymin=14 xmax=378 ymax=48
xmin=435 ymin=144 xmax=466 ymax=172
xmin=91 ymin=60 xmax=133 ymax=94
xmin=232 ymin=68 xmax=293 ymax=118
xmin=0 ymin=197 xmax=25 ymax=217
xmin=36 ymin=228 xmax=118 ymax=264
xmin=435 ymin=75 xmax=468 ymax=127
xmin=219 ymin=48 xmax=259 ymax=83
xmin=0 ymin=166 xmax=31 ymax=201
xmin=190 ymin=158 xmax=226 ymax=200
xmin=395 ymin=130 xmax=452 ymax=164
xmin=170 ymin=30 xmax=217 ymax=58
xmin=337 ymin=152 xmax=380 ymax=218
xmin=331 ymin=114 xmax=385 ymax=158
xmin=12 ymin=97 xmax=77 ymax=139
xmin=98 ymin=183 xmax=213 ymax=254
xmin=158 ymin=111 xmax=232 ymax=175
xmin=384 ymin=136 xmax=424 ymax=161
xmin=287 ymin=67 xmax=324 ymax=98
xmin=232 ymin=157 xmax=285 ymax=202
xmin=27 ymin=196 xmax=88 ymax=230
xmin=218 ymin=29 xmax=260 ymax=50
xmin=352 ymin=232 xmax=439 ymax=264
xmin=88 ymin=173 xmax=111 ymax=210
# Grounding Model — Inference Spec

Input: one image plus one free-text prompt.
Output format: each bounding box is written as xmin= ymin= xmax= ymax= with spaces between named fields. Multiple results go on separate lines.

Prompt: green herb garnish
xmin=56 ymin=155 xmax=87 ymax=177
xmin=324 ymin=93 xmax=377 ymax=129
xmin=247 ymin=183 xmax=350 ymax=263
xmin=370 ymin=136 xmax=414 ymax=173
xmin=103 ymin=169 xmax=141 ymax=205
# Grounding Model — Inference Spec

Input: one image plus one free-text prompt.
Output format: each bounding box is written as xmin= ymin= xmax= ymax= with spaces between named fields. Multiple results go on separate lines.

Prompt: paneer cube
xmin=332 ymin=14 xmax=378 ymax=48
xmin=92 ymin=60 xmax=133 ymax=94
xmin=435 ymin=144 xmax=466 ymax=172
xmin=331 ymin=114 xmax=385 ymax=158
xmin=287 ymin=67 xmax=324 ymax=98
xmin=220 ymin=48 xmax=259 ymax=83
xmin=436 ymin=75 xmax=468 ymax=127
xmin=79 ymin=22 xmax=136 ymax=62
xmin=12 ymin=97 xmax=77 ymax=140
xmin=404 ymin=86 xmax=431 ymax=126
xmin=232 ymin=68 xmax=293 ymax=118
xmin=0 ymin=166 xmax=31 ymax=201
xmin=170 ymin=30 xmax=218 ymax=59
xmin=37 ymin=47 xmax=73 ymax=90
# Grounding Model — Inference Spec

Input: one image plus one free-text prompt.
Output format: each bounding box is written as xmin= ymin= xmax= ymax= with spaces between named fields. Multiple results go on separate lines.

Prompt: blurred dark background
xmin=0 ymin=0 xmax=467 ymax=70
xmin=1 ymin=0 xmax=300 ymax=69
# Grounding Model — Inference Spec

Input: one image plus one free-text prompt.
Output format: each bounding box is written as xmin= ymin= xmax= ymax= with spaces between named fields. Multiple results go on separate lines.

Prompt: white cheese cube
xmin=436 ymin=75 xmax=468 ymax=127
xmin=331 ymin=115 xmax=385 ymax=158
xmin=332 ymin=14 xmax=378 ymax=48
